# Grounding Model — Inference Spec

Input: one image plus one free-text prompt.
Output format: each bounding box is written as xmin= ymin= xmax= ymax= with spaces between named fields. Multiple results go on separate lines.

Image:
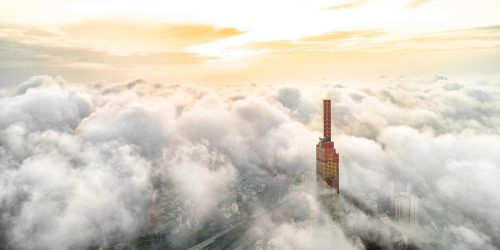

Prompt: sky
xmin=1 ymin=0 xmax=500 ymax=85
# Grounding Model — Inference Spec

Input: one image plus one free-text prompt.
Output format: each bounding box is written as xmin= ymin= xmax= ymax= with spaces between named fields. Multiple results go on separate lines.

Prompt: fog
xmin=0 ymin=75 xmax=499 ymax=249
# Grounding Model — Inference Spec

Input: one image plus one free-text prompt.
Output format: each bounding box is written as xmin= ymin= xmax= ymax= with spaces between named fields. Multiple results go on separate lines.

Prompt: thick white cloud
xmin=0 ymin=75 xmax=499 ymax=249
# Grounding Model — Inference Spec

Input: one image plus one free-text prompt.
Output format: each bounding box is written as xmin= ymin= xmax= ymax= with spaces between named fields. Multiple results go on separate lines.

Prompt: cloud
xmin=276 ymin=86 xmax=317 ymax=122
xmin=0 ymin=38 xmax=218 ymax=86
xmin=405 ymin=0 xmax=432 ymax=9
xmin=2 ymin=22 xmax=500 ymax=85
xmin=0 ymin=21 xmax=243 ymax=55
xmin=303 ymin=29 xmax=386 ymax=42
xmin=59 ymin=20 xmax=243 ymax=55
xmin=0 ymin=38 xmax=211 ymax=67
xmin=0 ymin=21 xmax=244 ymax=84
xmin=247 ymin=29 xmax=387 ymax=54
xmin=399 ymin=25 xmax=500 ymax=50
xmin=247 ymin=24 xmax=500 ymax=56
xmin=327 ymin=0 xmax=367 ymax=10
xmin=1 ymin=75 xmax=500 ymax=249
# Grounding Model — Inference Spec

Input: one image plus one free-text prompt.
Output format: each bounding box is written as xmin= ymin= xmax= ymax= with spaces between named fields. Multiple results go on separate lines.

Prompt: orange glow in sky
xmin=1 ymin=0 xmax=499 ymax=84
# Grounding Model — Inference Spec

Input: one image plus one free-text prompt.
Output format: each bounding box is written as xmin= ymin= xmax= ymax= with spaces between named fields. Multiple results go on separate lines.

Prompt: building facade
xmin=392 ymin=192 xmax=419 ymax=224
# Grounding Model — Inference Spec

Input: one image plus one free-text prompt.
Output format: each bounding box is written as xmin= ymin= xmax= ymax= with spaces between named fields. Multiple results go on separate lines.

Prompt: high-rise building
xmin=391 ymin=190 xmax=419 ymax=224
xmin=316 ymin=100 xmax=340 ymax=193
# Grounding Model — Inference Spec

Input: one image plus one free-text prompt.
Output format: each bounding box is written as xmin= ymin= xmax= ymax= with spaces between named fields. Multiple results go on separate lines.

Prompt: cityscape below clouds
xmin=0 ymin=75 xmax=499 ymax=249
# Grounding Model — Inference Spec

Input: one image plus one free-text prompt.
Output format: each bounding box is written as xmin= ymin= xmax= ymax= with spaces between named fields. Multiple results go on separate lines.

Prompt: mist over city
xmin=1 ymin=0 xmax=500 ymax=249
xmin=1 ymin=75 xmax=499 ymax=249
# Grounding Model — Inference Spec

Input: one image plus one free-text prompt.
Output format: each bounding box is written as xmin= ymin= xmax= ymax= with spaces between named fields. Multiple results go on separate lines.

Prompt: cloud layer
xmin=0 ymin=75 xmax=499 ymax=249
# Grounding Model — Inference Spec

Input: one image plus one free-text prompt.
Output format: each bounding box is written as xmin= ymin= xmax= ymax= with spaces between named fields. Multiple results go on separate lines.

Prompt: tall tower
xmin=316 ymin=100 xmax=340 ymax=193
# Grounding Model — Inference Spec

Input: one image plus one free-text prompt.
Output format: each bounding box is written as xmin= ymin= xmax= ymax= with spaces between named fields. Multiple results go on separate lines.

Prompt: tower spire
xmin=323 ymin=100 xmax=331 ymax=140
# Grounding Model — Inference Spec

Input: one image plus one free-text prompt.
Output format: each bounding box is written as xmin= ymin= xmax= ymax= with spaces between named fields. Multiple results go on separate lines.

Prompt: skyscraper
xmin=391 ymin=184 xmax=419 ymax=224
xmin=316 ymin=100 xmax=340 ymax=194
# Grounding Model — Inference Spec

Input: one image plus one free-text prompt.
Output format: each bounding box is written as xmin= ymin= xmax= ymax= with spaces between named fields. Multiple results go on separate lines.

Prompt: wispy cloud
xmin=0 ymin=21 xmax=244 ymax=55
xmin=327 ymin=0 xmax=367 ymax=10
xmin=2 ymin=21 xmax=500 ymax=84
xmin=302 ymin=29 xmax=386 ymax=42
xmin=247 ymin=24 xmax=500 ymax=55
xmin=248 ymin=29 xmax=386 ymax=53
xmin=0 ymin=21 xmax=244 ymax=83
xmin=405 ymin=0 xmax=432 ymax=9
xmin=61 ymin=20 xmax=244 ymax=53
xmin=0 ymin=38 xmax=211 ymax=63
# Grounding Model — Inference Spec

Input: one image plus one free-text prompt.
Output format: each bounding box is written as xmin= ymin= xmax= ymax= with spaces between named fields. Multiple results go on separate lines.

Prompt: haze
xmin=1 ymin=0 xmax=500 ymax=84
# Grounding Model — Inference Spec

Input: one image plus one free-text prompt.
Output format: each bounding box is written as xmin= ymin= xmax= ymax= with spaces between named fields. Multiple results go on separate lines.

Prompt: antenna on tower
xmin=323 ymin=100 xmax=331 ymax=141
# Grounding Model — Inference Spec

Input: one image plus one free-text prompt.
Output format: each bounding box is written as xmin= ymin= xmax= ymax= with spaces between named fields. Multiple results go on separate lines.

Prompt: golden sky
xmin=1 ymin=0 xmax=500 ymax=84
